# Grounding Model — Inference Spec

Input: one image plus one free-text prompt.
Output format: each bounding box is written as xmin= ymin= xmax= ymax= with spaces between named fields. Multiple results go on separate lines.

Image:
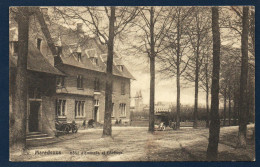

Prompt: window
xmin=11 ymin=41 xmax=18 ymax=54
xmin=37 ymin=38 xmax=42 ymax=51
xmin=118 ymin=65 xmax=124 ymax=71
xmin=77 ymin=75 xmax=83 ymax=89
xmin=75 ymin=100 xmax=85 ymax=117
xmin=56 ymin=76 xmax=64 ymax=87
xmin=87 ymin=49 xmax=98 ymax=65
xmin=90 ymin=57 xmax=98 ymax=66
xmin=119 ymin=103 xmax=126 ymax=117
xmin=56 ymin=99 xmax=66 ymax=117
xmin=94 ymin=100 xmax=99 ymax=106
xmin=94 ymin=78 xmax=100 ymax=91
xmin=121 ymin=81 xmax=125 ymax=95
xmin=76 ymin=52 xmax=82 ymax=62
xmin=111 ymin=103 xmax=114 ymax=117
xmin=56 ymin=46 xmax=62 ymax=56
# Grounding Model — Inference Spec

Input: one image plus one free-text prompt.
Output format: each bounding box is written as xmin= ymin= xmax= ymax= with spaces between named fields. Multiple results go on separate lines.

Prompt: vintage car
xmin=154 ymin=122 xmax=166 ymax=131
xmin=55 ymin=120 xmax=78 ymax=134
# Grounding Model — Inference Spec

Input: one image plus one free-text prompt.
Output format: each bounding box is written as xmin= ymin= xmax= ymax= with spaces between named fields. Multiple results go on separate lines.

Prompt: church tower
xmin=134 ymin=90 xmax=143 ymax=112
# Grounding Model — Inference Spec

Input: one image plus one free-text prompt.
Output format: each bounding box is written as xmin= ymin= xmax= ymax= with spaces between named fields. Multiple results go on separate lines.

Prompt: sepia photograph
xmin=9 ymin=6 xmax=255 ymax=161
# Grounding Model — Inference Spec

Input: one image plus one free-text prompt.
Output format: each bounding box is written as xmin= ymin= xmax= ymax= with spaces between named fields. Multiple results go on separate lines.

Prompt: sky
xmin=124 ymin=57 xmax=209 ymax=107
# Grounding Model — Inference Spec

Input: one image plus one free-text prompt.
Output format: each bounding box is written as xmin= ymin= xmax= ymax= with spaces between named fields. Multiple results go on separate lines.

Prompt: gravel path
xmin=11 ymin=124 xmax=255 ymax=161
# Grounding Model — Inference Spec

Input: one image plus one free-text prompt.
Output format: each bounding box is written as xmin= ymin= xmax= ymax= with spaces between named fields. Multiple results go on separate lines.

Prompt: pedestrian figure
xmin=82 ymin=120 xmax=86 ymax=129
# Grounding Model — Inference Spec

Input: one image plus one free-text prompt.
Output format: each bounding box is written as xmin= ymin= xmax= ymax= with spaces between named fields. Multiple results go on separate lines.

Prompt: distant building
xmin=134 ymin=90 xmax=144 ymax=112
xmin=142 ymin=102 xmax=172 ymax=115
xmin=154 ymin=102 xmax=171 ymax=115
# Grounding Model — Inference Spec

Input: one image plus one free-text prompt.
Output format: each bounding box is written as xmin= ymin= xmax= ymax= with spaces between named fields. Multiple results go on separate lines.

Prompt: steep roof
xmin=47 ymin=22 xmax=135 ymax=79
xmin=9 ymin=41 xmax=65 ymax=76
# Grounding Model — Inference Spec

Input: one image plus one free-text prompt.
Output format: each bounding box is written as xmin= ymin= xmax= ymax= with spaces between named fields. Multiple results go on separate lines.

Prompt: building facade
xmin=9 ymin=8 xmax=134 ymax=137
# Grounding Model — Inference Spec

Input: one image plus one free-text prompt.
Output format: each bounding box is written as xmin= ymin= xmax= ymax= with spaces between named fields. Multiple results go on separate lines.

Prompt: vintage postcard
xmin=9 ymin=6 xmax=255 ymax=161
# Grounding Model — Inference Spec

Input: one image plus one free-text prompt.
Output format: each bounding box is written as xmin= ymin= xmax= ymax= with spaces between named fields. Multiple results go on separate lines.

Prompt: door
xmin=29 ymin=101 xmax=40 ymax=132
xmin=94 ymin=106 xmax=98 ymax=122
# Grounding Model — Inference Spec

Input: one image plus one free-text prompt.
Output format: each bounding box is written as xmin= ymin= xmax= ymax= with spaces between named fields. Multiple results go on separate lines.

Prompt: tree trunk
xmin=206 ymin=88 xmax=209 ymax=128
xmin=176 ymin=70 xmax=180 ymax=129
xmin=238 ymin=6 xmax=249 ymax=148
xmin=207 ymin=7 xmax=221 ymax=161
xmin=102 ymin=7 xmax=115 ymax=137
xmin=206 ymin=55 xmax=210 ymax=128
xmin=35 ymin=8 xmax=57 ymax=56
xmin=223 ymin=87 xmax=227 ymax=126
xmin=193 ymin=16 xmax=200 ymax=128
xmin=35 ymin=7 xmax=62 ymax=66
xmin=228 ymin=85 xmax=231 ymax=126
xmin=10 ymin=7 xmax=30 ymax=154
xmin=233 ymin=88 xmax=239 ymax=125
xmin=193 ymin=50 xmax=199 ymax=128
xmin=176 ymin=15 xmax=181 ymax=130
xmin=148 ymin=7 xmax=155 ymax=133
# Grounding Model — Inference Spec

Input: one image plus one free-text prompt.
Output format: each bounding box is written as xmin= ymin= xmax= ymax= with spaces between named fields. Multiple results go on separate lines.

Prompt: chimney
xmin=40 ymin=8 xmax=48 ymax=15
xmin=77 ymin=23 xmax=84 ymax=37
xmin=40 ymin=7 xmax=50 ymax=24
xmin=77 ymin=23 xmax=83 ymax=32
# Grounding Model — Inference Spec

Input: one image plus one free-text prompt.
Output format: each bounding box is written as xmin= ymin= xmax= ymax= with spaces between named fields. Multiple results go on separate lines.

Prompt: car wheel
xmin=65 ymin=126 xmax=70 ymax=134
xmin=72 ymin=126 xmax=78 ymax=133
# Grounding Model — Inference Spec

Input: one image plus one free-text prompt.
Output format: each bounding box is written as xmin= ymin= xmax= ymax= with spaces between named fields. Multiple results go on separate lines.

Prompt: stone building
xmin=9 ymin=8 xmax=134 ymax=138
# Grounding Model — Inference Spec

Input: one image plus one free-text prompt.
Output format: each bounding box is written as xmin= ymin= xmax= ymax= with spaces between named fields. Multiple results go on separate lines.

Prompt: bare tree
xmin=220 ymin=84 xmax=227 ymax=126
xmin=238 ymin=6 xmax=249 ymax=148
xmin=9 ymin=7 xmax=30 ymax=154
xmin=207 ymin=6 xmax=221 ymax=161
xmin=200 ymin=51 xmax=212 ymax=128
xmin=158 ymin=7 xmax=193 ymax=130
xmin=54 ymin=6 xmax=138 ymax=137
xmin=219 ymin=46 xmax=241 ymax=127
xmin=126 ymin=7 xmax=174 ymax=132
xmin=184 ymin=7 xmax=212 ymax=128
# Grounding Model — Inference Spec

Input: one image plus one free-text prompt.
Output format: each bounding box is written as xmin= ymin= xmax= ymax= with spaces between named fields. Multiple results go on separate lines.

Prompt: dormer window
xmin=37 ymin=38 xmax=42 ymax=51
xmin=13 ymin=41 xmax=18 ymax=54
xmin=118 ymin=65 xmax=124 ymax=71
xmin=75 ymin=46 xmax=82 ymax=62
xmin=56 ymin=46 xmax=62 ymax=56
xmin=56 ymin=76 xmax=65 ymax=87
xmin=10 ymin=41 xmax=18 ymax=55
xmin=76 ymin=52 xmax=82 ymax=62
xmin=87 ymin=49 xmax=98 ymax=66
xmin=90 ymin=57 xmax=98 ymax=66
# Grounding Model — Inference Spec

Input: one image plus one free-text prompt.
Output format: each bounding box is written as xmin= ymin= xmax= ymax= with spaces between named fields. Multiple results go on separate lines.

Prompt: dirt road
xmin=11 ymin=125 xmax=255 ymax=161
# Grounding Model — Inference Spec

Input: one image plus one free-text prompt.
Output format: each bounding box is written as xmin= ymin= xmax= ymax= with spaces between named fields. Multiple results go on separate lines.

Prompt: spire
xmin=139 ymin=90 xmax=142 ymax=98
xmin=135 ymin=91 xmax=139 ymax=98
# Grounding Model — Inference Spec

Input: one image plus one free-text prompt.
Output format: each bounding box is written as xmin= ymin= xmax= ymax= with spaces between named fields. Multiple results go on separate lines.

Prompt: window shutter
xmin=55 ymin=99 xmax=57 ymax=116
xmin=78 ymin=101 xmax=81 ymax=116
xmin=77 ymin=75 xmax=79 ymax=88
xmin=62 ymin=100 xmax=66 ymax=116
xmin=75 ymin=101 xmax=78 ymax=117
xmin=81 ymin=102 xmax=85 ymax=116
xmin=61 ymin=77 xmax=64 ymax=87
